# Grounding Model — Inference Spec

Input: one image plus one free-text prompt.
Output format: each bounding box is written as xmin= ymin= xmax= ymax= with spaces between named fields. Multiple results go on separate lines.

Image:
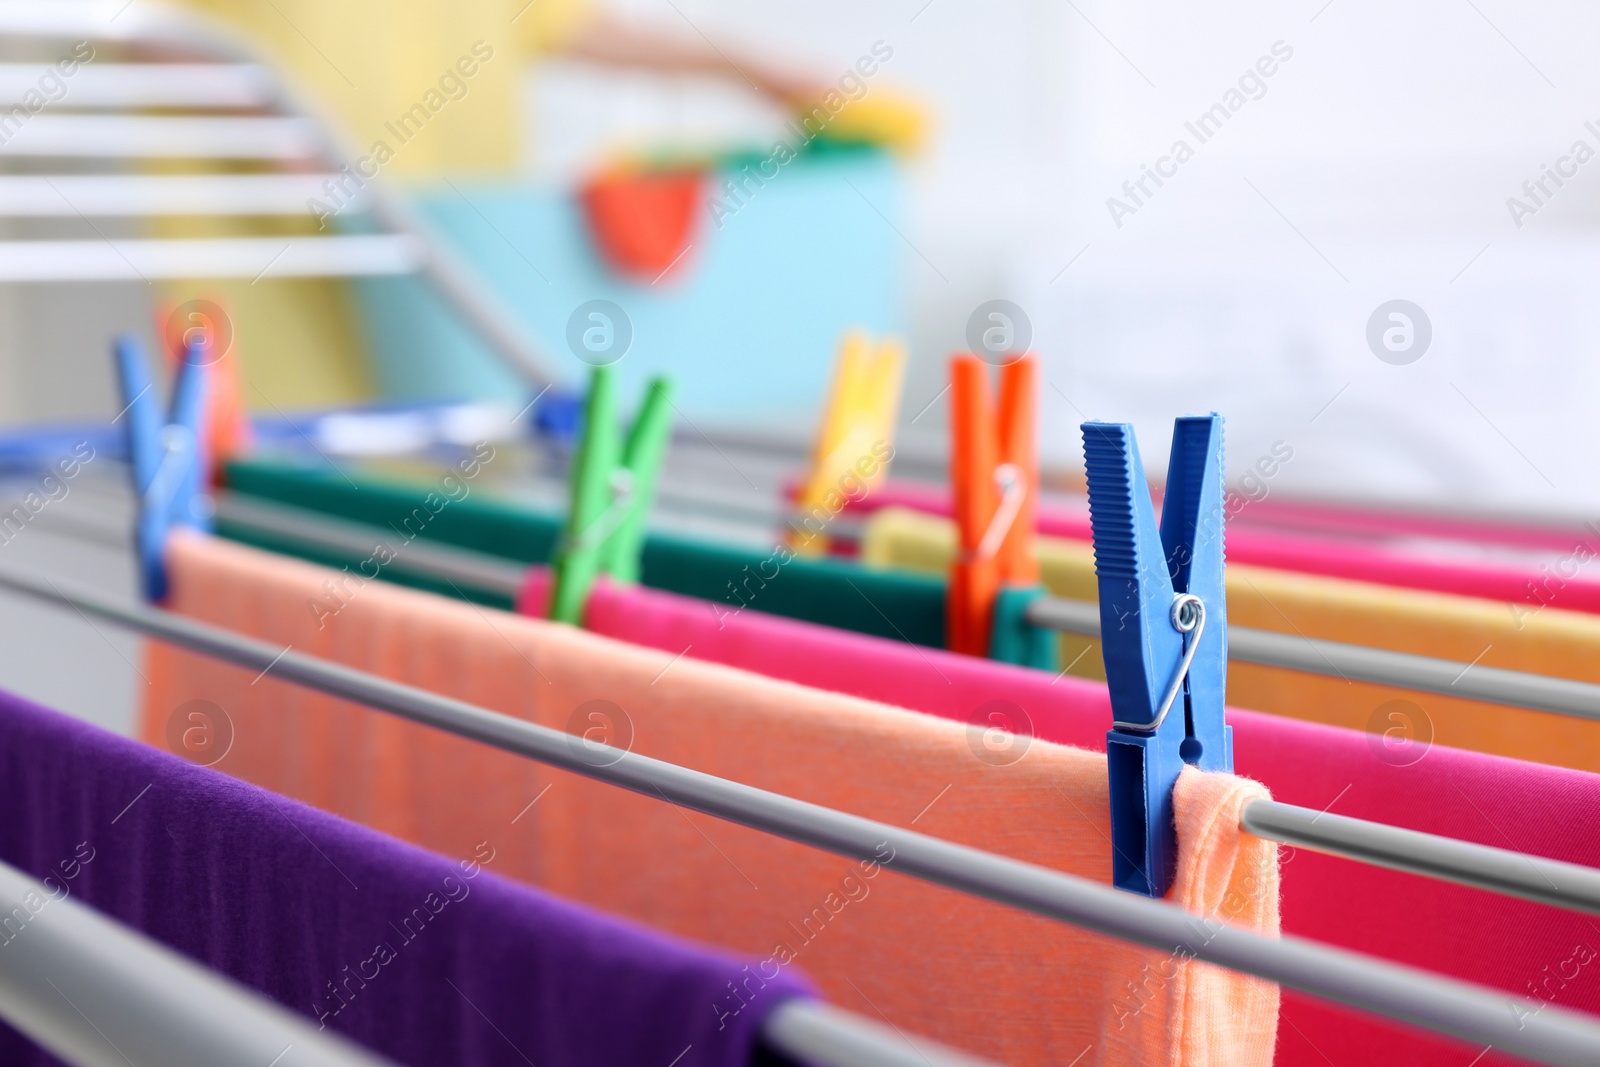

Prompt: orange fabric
xmin=143 ymin=532 xmax=1280 ymax=1067
xmin=864 ymin=506 xmax=1600 ymax=774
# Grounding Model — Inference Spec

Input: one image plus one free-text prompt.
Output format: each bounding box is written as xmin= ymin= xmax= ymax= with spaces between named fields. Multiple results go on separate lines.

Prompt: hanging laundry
xmin=144 ymin=531 xmax=1281 ymax=1067
xmin=221 ymin=456 xmax=949 ymax=645
xmin=861 ymin=505 xmax=1600 ymax=774
xmin=518 ymin=565 xmax=1600 ymax=1067
xmin=843 ymin=479 xmax=1600 ymax=617
xmin=0 ymin=687 xmax=809 ymax=1067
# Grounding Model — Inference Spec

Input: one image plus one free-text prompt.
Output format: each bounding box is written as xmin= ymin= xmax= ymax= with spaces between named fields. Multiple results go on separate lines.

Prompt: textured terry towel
xmin=0 ymin=688 xmax=809 ymax=1067
xmin=862 ymin=505 xmax=1600 ymax=774
xmin=520 ymin=566 xmax=1600 ymax=1067
xmin=223 ymin=456 xmax=948 ymax=646
xmin=842 ymin=480 xmax=1600 ymax=614
xmin=144 ymin=531 xmax=1280 ymax=1067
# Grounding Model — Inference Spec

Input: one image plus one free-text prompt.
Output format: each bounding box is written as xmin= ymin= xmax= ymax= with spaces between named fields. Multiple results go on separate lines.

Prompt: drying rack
xmin=0 ymin=0 xmax=554 ymax=387
xmin=17 ymin=462 xmax=1600 ymax=917
xmin=1 ymin=563 xmax=1599 ymax=1067
xmin=4 ymin=6 xmax=1600 ymax=1065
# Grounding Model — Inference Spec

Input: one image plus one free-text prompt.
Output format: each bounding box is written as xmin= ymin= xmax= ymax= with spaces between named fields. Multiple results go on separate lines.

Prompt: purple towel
xmin=0 ymin=688 xmax=813 ymax=1067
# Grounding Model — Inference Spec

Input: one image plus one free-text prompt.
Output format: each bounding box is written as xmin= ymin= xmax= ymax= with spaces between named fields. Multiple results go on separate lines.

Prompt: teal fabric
xmin=225 ymin=458 xmax=948 ymax=647
xmin=987 ymin=585 xmax=1060 ymax=672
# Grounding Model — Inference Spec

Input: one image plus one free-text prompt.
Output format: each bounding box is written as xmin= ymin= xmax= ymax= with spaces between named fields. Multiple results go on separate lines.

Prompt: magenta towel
xmin=0 ymin=687 xmax=811 ymax=1067
xmin=522 ymin=567 xmax=1600 ymax=1067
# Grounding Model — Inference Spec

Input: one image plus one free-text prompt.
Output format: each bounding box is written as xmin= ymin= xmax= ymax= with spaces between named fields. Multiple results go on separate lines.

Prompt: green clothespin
xmin=549 ymin=365 xmax=674 ymax=624
xmin=597 ymin=376 xmax=673 ymax=584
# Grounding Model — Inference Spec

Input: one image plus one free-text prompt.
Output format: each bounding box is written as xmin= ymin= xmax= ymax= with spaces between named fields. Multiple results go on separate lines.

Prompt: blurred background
xmin=5 ymin=0 xmax=1597 ymax=514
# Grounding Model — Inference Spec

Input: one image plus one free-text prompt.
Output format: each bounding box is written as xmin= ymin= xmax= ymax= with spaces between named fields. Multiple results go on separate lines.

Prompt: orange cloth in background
xmin=143 ymin=532 xmax=1280 ymax=1067
xmin=861 ymin=506 xmax=1600 ymax=774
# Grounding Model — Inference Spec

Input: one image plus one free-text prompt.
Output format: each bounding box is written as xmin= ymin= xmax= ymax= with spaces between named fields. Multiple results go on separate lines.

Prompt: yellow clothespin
xmin=789 ymin=330 xmax=906 ymax=554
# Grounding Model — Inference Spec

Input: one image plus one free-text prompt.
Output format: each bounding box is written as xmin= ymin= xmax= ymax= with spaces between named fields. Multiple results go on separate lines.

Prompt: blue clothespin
xmin=530 ymin=386 xmax=584 ymax=454
xmin=114 ymin=334 xmax=212 ymax=602
xmin=1082 ymin=414 xmax=1231 ymax=898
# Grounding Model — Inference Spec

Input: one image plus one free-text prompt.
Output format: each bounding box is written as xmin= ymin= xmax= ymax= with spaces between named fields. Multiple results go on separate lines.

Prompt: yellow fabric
xmin=861 ymin=506 xmax=1600 ymax=774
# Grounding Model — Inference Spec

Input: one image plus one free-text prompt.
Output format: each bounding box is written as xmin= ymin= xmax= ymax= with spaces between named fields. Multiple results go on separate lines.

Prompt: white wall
xmin=12 ymin=0 xmax=1600 ymax=516
xmin=555 ymin=0 xmax=1600 ymax=514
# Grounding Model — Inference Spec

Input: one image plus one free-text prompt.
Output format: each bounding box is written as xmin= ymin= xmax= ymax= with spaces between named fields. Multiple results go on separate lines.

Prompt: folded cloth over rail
xmin=144 ymin=530 xmax=1281 ymax=1067
xmin=508 ymin=566 xmax=1600 ymax=1067
xmin=222 ymin=456 xmax=947 ymax=646
xmin=0 ymin=687 xmax=810 ymax=1067
xmin=861 ymin=505 xmax=1600 ymax=774
xmin=842 ymin=479 xmax=1600 ymax=615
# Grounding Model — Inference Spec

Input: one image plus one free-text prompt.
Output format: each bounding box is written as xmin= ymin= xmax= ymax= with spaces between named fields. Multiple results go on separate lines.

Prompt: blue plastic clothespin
xmin=1082 ymin=415 xmax=1231 ymax=898
xmin=114 ymin=334 xmax=212 ymax=603
xmin=529 ymin=386 xmax=584 ymax=454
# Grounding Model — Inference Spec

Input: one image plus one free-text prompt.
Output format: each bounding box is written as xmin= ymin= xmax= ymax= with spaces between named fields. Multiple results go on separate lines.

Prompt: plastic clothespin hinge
xmin=1083 ymin=415 xmax=1231 ymax=898
xmin=115 ymin=334 xmax=212 ymax=603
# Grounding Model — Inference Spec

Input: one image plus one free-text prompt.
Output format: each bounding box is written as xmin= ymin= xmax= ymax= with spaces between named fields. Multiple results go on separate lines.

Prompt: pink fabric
xmin=843 ymin=481 xmax=1600 ymax=614
xmin=521 ymin=568 xmax=1600 ymax=1067
xmin=848 ymin=478 xmax=1594 ymax=553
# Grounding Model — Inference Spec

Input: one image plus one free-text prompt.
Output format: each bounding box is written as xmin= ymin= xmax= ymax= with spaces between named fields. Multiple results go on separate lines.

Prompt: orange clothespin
xmin=948 ymin=351 xmax=1038 ymax=656
xmin=789 ymin=330 xmax=906 ymax=554
xmin=157 ymin=298 xmax=251 ymax=477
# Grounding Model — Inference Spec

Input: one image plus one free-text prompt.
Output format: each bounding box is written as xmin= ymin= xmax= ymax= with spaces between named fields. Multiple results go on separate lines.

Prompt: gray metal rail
xmin=1025 ymin=594 xmax=1600 ymax=723
xmin=4 ymin=566 xmax=1600 ymax=1067
xmin=0 ymin=859 xmax=391 ymax=1067
xmin=764 ymin=1001 xmax=996 ymax=1067
xmin=215 ymin=493 xmax=527 ymax=597
xmin=1242 ymin=800 xmax=1600 ymax=914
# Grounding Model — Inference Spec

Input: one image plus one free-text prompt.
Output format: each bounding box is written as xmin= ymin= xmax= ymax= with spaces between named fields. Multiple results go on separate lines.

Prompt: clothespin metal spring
xmin=1112 ymin=592 xmax=1205 ymax=734
xmin=961 ymin=462 xmax=1025 ymax=564
xmin=568 ymin=468 xmax=636 ymax=554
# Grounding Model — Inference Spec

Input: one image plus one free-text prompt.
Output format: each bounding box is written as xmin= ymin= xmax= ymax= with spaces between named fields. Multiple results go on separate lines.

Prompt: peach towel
xmin=143 ymin=531 xmax=1279 ymax=1067
xmin=862 ymin=505 xmax=1600 ymax=774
